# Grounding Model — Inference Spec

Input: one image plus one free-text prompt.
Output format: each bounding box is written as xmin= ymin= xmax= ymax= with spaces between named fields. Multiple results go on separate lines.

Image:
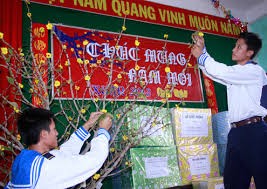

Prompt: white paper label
xmin=141 ymin=116 xmax=164 ymax=136
xmin=215 ymin=183 xmax=224 ymax=189
xmin=180 ymin=112 xmax=208 ymax=137
xmin=188 ymin=155 xmax=210 ymax=175
xmin=144 ymin=157 xmax=169 ymax=178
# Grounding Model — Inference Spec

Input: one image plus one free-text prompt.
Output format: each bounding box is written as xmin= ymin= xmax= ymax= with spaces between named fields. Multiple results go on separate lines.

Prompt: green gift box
xmin=122 ymin=146 xmax=182 ymax=189
xmin=116 ymin=104 xmax=174 ymax=146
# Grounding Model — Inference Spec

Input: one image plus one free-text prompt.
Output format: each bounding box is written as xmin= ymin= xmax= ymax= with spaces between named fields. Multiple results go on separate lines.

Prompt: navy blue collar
xmin=246 ymin=60 xmax=257 ymax=65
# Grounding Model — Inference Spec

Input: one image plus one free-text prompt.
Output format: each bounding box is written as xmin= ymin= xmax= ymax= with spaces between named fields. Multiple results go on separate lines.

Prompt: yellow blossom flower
xmin=18 ymin=83 xmax=24 ymax=89
xmin=76 ymin=44 xmax=80 ymax=48
xmin=0 ymin=145 xmax=5 ymax=151
xmin=198 ymin=31 xmax=204 ymax=37
xmin=135 ymin=39 xmax=140 ymax=47
xmin=20 ymin=53 xmax=24 ymax=57
xmin=46 ymin=23 xmax=53 ymax=30
xmin=110 ymin=148 xmax=115 ymax=153
xmin=187 ymin=63 xmax=192 ymax=67
xmin=64 ymin=61 xmax=69 ymax=66
xmin=68 ymin=116 xmax=73 ymax=121
xmin=16 ymin=134 xmax=21 ymax=141
xmin=94 ymin=98 xmax=99 ymax=102
xmin=84 ymin=75 xmax=90 ymax=81
xmin=93 ymin=174 xmax=101 ymax=180
xmin=101 ymin=109 xmax=107 ymax=113
xmin=27 ymin=12 xmax=31 ymax=18
xmin=62 ymin=45 xmax=67 ymax=50
xmin=135 ymin=65 xmax=140 ymax=71
xmin=75 ymin=85 xmax=80 ymax=91
xmin=165 ymin=66 xmax=171 ymax=73
xmin=83 ymin=40 xmax=89 ymax=46
xmin=46 ymin=53 xmax=52 ymax=58
xmin=77 ymin=58 xmax=83 ymax=64
xmin=0 ymin=32 xmax=4 ymax=39
xmin=117 ymin=74 xmax=122 ymax=79
xmin=1 ymin=47 xmax=8 ymax=55
xmin=164 ymin=34 xmax=168 ymax=39
xmin=84 ymin=60 xmax=89 ymax=64
xmin=29 ymin=88 xmax=33 ymax=93
xmin=116 ymin=114 xmax=121 ymax=119
xmin=80 ymin=108 xmax=86 ymax=114
xmin=115 ymin=45 xmax=119 ymax=50
xmin=97 ymin=60 xmax=101 ymax=64
xmin=34 ymin=79 xmax=39 ymax=84
xmin=113 ymin=84 xmax=118 ymax=88
xmin=122 ymin=25 xmax=127 ymax=31
xmin=13 ymin=106 xmax=20 ymax=113
xmin=122 ymin=135 xmax=128 ymax=141
xmin=152 ymin=122 xmax=156 ymax=127
xmin=58 ymin=64 xmax=63 ymax=69
xmin=54 ymin=80 xmax=61 ymax=88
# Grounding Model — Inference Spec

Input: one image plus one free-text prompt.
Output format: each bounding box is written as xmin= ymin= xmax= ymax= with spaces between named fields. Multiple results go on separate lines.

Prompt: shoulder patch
xmin=42 ymin=152 xmax=55 ymax=160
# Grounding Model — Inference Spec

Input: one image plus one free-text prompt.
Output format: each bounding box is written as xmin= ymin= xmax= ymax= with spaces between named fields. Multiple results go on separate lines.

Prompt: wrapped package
xmin=116 ymin=104 xmax=174 ymax=146
xmin=171 ymin=108 xmax=213 ymax=146
xmin=192 ymin=177 xmax=224 ymax=189
xmin=212 ymin=111 xmax=231 ymax=144
xmin=177 ymin=143 xmax=220 ymax=185
xmin=122 ymin=146 xmax=182 ymax=189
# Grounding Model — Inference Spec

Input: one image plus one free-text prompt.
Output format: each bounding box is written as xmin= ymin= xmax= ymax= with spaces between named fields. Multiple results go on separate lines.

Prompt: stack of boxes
xmin=171 ymin=108 xmax=222 ymax=187
xmin=117 ymin=104 xmax=182 ymax=189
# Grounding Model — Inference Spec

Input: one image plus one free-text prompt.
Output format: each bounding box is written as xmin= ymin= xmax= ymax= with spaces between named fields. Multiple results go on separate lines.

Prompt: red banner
xmin=52 ymin=25 xmax=203 ymax=102
xmin=31 ymin=0 xmax=240 ymax=38
xmin=32 ymin=23 xmax=49 ymax=107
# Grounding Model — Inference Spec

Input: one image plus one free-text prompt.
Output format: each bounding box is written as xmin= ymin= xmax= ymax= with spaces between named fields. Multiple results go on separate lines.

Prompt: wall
xmin=250 ymin=15 xmax=267 ymax=71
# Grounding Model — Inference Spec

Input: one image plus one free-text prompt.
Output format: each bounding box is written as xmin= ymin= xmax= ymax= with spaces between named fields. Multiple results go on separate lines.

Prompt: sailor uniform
xmin=5 ymin=127 xmax=110 ymax=189
xmin=198 ymin=49 xmax=267 ymax=188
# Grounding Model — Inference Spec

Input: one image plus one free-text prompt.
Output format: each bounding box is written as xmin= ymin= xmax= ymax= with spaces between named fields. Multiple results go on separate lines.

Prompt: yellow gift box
xmin=177 ymin=143 xmax=220 ymax=185
xmin=171 ymin=108 xmax=213 ymax=146
xmin=192 ymin=177 xmax=224 ymax=189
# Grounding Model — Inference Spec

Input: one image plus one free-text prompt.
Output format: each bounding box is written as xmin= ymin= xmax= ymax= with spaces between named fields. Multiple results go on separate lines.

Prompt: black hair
xmin=239 ymin=32 xmax=262 ymax=59
xmin=17 ymin=108 xmax=54 ymax=146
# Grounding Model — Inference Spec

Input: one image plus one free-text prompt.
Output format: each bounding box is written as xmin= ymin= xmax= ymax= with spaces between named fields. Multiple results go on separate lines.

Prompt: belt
xmin=231 ymin=116 xmax=263 ymax=128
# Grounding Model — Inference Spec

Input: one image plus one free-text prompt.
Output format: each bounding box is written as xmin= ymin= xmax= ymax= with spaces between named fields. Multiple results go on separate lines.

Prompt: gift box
xmin=177 ymin=143 xmax=220 ymax=185
xmin=122 ymin=146 xmax=182 ymax=189
xmin=212 ymin=111 xmax=231 ymax=144
xmin=171 ymin=108 xmax=213 ymax=146
xmin=192 ymin=177 xmax=224 ymax=189
xmin=116 ymin=104 xmax=174 ymax=146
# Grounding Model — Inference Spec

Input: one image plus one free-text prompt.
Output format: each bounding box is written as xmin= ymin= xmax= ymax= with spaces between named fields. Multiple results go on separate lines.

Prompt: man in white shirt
xmin=5 ymin=108 xmax=112 ymax=189
xmin=191 ymin=32 xmax=267 ymax=189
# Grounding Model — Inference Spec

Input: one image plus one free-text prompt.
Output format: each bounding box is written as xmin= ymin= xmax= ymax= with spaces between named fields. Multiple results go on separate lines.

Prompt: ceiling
xmin=213 ymin=0 xmax=267 ymax=23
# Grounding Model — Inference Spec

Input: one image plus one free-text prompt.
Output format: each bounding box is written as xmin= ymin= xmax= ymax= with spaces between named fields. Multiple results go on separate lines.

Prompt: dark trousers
xmin=224 ymin=121 xmax=267 ymax=189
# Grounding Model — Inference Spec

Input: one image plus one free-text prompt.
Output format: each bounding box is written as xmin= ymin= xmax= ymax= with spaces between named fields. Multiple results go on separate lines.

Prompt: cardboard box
xmin=177 ymin=144 xmax=220 ymax=185
xmin=171 ymin=108 xmax=213 ymax=146
xmin=116 ymin=104 xmax=175 ymax=146
xmin=122 ymin=146 xmax=182 ymax=189
xmin=192 ymin=177 xmax=224 ymax=189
